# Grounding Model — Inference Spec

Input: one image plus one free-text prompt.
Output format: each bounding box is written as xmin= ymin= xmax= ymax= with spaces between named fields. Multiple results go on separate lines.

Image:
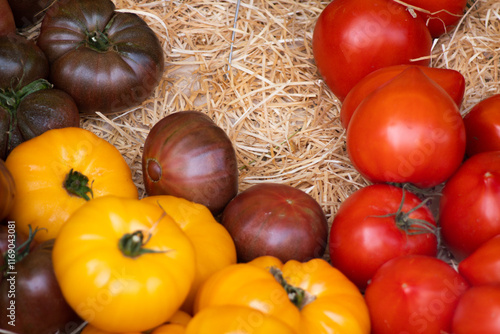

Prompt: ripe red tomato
xmin=400 ymin=0 xmax=469 ymax=38
xmin=365 ymin=255 xmax=470 ymax=334
xmin=452 ymin=285 xmax=500 ymax=334
xmin=312 ymin=0 xmax=432 ymax=101
xmin=329 ymin=184 xmax=438 ymax=291
xmin=439 ymin=151 xmax=500 ymax=261
xmin=458 ymin=234 xmax=500 ymax=286
xmin=221 ymin=183 xmax=328 ymax=263
xmin=346 ymin=67 xmax=466 ymax=188
xmin=340 ymin=65 xmax=466 ymax=129
xmin=463 ymin=94 xmax=500 ymax=157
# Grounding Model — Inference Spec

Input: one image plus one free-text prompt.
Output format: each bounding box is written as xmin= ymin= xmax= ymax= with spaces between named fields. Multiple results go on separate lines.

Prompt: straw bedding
xmin=31 ymin=0 xmax=500 ymax=229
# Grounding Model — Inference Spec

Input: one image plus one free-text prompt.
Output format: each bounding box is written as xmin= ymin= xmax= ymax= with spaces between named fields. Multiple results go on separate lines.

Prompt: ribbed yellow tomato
xmin=5 ymin=127 xmax=138 ymax=242
xmin=193 ymin=256 xmax=371 ymax=334
xmin=141 ymin=195 xmax=237 ymax=314
xmin=52 ymin=197 xmax=196 ymax=333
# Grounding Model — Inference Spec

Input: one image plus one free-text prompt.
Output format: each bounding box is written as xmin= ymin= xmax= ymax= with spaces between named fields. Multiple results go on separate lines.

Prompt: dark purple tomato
xmin=142 ymin=111 xmax=239 ymax=216
xmin=0 ymin=34 xmax=48 ymax=90
xmin=0 ymin=0 xmax=15 ymax=34
xmin=221 ymin=183 xmax=329 ymax=263
xmin=0 ymin=80 xmax=81 ymax=159
xmin=0 ymin=160 xmax=15 ymax=221
xmin=36 ymin=0 xmax=164 ymax=114
xmin=0 ymin=235 xmax=83 ymax=333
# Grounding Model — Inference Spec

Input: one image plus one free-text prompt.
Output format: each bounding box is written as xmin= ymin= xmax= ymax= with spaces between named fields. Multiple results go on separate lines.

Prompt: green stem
xmin=269 ymin=267 xmax=315 ymax=310
xmin=118 ymin=230 xmax=168 ymax=258
xmin=63 ymin=169 xmax=94 ymax=201
xmin=1 ymin=225 xmax=46 ymax=275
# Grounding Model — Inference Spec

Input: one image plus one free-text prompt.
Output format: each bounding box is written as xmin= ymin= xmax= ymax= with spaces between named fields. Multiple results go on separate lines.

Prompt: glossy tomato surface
xmin=143 ymin=111 xmax=238 ymax=216
xmin=329 ymin=184 xmax=438 ymax=291
xmin=0 ymin=239 xmax=83 ymax=333
xmin=312 ymin=0 xmax=432 ymax=101
xmin=463 ymin=94 xmax=500 ymax=157
xmin=340 ymin=65 xmax=466 ymax=129
xmin=401 ymin=0 xmax=469 ymax=37
xmin=452 ymin=285 xmax=500 ymax=334
xmin=37 ymin=0 xmax=164 ymax=114
xmin=459 ymin=234 xmax=500 ymax=286
xmin=0 ymin=34 xmax=48 ymax=90
xmin=365 ymin=255 xmax=470 ymax=334
xmin=221 ymin=183 xmax=328 ymax=263
xmin=346 ymin=67 xmax=466 ymax=188
xmin=439 ymin=151 xmax=500 ymax=261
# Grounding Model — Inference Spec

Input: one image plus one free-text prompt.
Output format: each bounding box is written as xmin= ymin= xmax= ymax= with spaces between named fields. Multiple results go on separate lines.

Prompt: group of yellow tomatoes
xmin=2 ymin=126 xmax=371 ymax=333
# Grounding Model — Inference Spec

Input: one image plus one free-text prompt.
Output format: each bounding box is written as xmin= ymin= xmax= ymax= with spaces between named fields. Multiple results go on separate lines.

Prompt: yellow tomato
xmin=5 ymin=127 xmax=138 ymax=242
xmin=141 ymin=195 xmax=237 ymax=314
xmin=193 ymin=256 xmax=371 ymax=334
xmin=186 ymin=305 xmax=296 ymax=334
xmin=52 ymin=197 xmax=196 ymax=333
xmin=80 ymin=324 xmax=142 ymax=334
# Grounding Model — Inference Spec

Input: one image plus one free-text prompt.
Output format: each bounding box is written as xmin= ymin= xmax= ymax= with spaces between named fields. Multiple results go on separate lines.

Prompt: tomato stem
xmin=269 ymin=267 xmax=315 ymax=310
xmin=1 ymin=225 xmax=46 ymax=275
xmin=118 ymin=230 xmax=168 ymax=258
xmin=64 ymin=169 xmax=94 ymax=201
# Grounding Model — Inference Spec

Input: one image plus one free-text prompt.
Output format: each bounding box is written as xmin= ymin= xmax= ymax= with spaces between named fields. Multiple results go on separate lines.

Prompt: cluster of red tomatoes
xmin=313 ymin=0 xmax=500 ymax=333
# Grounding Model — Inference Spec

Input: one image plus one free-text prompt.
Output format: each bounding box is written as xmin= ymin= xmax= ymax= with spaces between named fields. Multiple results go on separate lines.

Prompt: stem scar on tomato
xmin=1 ymin=225 xmax=46 ymax=275
xmin=269 ymin=266 xmax=316 ymax=310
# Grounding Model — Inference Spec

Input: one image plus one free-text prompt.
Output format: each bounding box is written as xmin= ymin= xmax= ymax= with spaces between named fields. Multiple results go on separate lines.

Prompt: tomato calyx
xmin=269 ymin=266 xmax=316 ymax=310
xmin=64 ymin=168 xmax=94 ymax=201
xmin=84 ymin=15 xmax=117 ymax=53
xmin=1 ymin=225 xmax=45 ymax=275
xmin=118 ymin=230 xmax=167 ymax=258
xmin=373 ymin=187 xmax=437 ymax=236
xmin=0 ymin=79 xmax=53 ymax=151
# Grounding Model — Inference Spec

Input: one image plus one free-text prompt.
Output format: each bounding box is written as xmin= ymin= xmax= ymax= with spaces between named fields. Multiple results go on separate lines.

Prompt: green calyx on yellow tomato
xmin=64 ymin=168 xmax=94 ymax=201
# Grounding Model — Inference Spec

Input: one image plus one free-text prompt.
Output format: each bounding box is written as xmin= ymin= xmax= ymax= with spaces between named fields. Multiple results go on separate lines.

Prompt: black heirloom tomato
xmin=0 ymin=34 xmax=49 ymax=90
xmin=0 ymin=233 xmax=83 ymax=333
xmin=37 ymin=0 xmax=165 ymax=114
xmin=0 ymin=0 xmax=15 ymax=35
xmin=0 ymin=80 xmax=80 ymax=159
xmin=221 ymin=183 xmax=329 ymax=263
xmin=0 ymin=160 xmax=15 ymax=222
xmin=142 ymin=111 xmax=239 ymax=216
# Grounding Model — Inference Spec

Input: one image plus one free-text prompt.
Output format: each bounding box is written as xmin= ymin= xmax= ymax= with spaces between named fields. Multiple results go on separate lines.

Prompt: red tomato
xmin=400 ymin=0 xmax=469 ymax=38
xmin=440 ymin=151 xmax=500 ymax=261
xmin=346 ymin=66 xmax=466 ymax=188
xmin=452 ymin=285 xmax=500 ymax=334
xmin=365 ymin=255 xmax=470 ymax=334
xmin=459 ymin=234 xmax=500 ymax=286
xmin=312 ymin=0 xmax=432 ymax=101
xmin=329 ymin=184 xmax=438 ymax=291
xmin=463 ymin=94 xmax=500 ymax=157
xmin=340 ymin=65 xmax=466 ymax=129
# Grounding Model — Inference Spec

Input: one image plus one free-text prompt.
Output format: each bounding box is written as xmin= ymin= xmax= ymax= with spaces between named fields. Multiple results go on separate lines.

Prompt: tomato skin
xmin=452 ymin=285 xmax=500 ymax=334
xmin=463 ymin=94 xmax=500 ymax=157
xmin=142 ymin=111 xmax=238 ymax=216
xmin=52 ymin=197 xmax=196 ymax=332
xmin=458 ymin=234 xmax=500 ymax=286
xmin=439 ymin=151 xmax=500 ymax=261
xmin=0 ymin=160 xmax=15 ymax=221
xmin=7 ymin=0 xmax=56 ymax=29
xmin=329 ymin=184 xmax=437 ymax=291
xmin=0 ymin=0 xmax=15 ymax=35
xmin=5 ymin=127 xmax=138 ymax=243
xmin=221 ymin=183 xmax=328 ymax=263
xmin=37 ymin=0 xmax=164 ymax=114
xmin=365 ymin=255 xmax=470 ymax=334
xmin=0 ymin=239 xmax=84 ymax=333
xmin=401 ymin=0 xmax=469 ymax=38
xmin=346 ymin=67 xmax=465 ymax=188
xmin=0 ymin=34 xmax=48 ymax=90
xmin=340 ymin=65 xmax=466 ymax=129
xmin=312 ymin=0 xmax=432 ymax=101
